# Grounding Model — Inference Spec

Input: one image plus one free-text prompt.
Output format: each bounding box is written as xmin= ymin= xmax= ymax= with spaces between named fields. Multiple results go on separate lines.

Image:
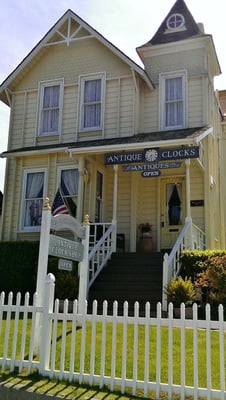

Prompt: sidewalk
xmin=0 ymin=373 xmax=140 ymax=400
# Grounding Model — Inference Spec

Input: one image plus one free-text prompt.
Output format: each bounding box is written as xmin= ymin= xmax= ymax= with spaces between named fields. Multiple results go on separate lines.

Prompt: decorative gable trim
xmin=0 ymin=9 xmax=153 ymax=106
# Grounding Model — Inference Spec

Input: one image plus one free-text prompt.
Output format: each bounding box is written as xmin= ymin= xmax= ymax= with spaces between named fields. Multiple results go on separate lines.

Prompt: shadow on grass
xmin=0 ymin=370 xmax=147 ymax=399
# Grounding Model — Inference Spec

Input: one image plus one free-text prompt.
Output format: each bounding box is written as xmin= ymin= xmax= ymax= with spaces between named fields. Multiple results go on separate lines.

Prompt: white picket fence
xmin=0 ymin=273 xmax=226 ymax=400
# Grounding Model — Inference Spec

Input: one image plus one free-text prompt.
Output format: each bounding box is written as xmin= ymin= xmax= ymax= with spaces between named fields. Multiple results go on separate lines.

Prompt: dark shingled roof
xmin=1 ymin=127 xmax=207 ymax=156
xmin=139 ymin=0 xmax=204 ymax=47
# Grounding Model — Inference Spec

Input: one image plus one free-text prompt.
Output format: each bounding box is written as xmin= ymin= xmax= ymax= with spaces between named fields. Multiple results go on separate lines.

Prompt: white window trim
xmin=20 ymin=168 xmax=47 ymax=232
xmin=79 ymin=73 xmax=106 ymax=132
xmin=36 ymin=78 xmax=64 ymax=137
xmin=159 ymin=70 xmax=187 ymax=131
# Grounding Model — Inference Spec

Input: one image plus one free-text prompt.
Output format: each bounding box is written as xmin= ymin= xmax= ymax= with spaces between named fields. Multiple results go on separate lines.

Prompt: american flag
xmin=51 ymin=188 xmax=69 ymax=216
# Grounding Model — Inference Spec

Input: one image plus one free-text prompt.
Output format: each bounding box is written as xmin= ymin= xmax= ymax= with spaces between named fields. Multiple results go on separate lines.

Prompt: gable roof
xmin=149 ymin=0 xmax=202 ymax=45
xmin=0 ymin=9 xmax=153 ymax=105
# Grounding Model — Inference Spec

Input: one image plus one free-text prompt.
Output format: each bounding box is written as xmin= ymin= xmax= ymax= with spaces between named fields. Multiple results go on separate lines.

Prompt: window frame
xmin=57 ymin=166 xmax=79 ymax=217
xmin=79 ymin=73 xmax=105 ymax=132
xmin=37 ymin=79 xmax=64 ymax=137
xmin=166 ymin=13 xmax=185 ymax=30
xmin=20 ymin=168 xmax=47 ymax=232
xmin=159 ymin=70 xmax=187 ymax=131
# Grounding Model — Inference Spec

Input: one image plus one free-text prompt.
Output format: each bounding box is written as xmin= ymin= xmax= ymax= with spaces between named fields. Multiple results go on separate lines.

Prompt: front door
xmin=160 ymin=179 xmax=185 ymax=250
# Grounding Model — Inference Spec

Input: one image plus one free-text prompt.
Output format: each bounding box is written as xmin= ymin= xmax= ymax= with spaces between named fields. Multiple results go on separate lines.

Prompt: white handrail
xmin=88 ymin=222 xmax=116 ymax=289
xmin=162 ymin=218 xmax=206 ymax=311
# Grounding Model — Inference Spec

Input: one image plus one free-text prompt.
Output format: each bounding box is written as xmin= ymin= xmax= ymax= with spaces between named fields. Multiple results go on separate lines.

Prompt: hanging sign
xmin=49 ymin=234 xmax=84 ymax=262
xmin=122 ymin=161 xmax=181 ymax=172
xmin=58 ymin=259 xmax=73 ymax=271
xmin=141 ymin=170 xmax=161 ymax=178
xmin=105 ymin=146 xmax=199 ymax=165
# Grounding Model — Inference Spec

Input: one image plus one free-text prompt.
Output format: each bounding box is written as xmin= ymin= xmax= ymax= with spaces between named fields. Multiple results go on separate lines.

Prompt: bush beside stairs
xmin=88 ymin=252 xmax=164 ymax=316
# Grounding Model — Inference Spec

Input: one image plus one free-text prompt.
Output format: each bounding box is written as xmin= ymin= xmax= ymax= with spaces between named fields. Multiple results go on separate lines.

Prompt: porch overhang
xmin=0 ymin=126 xmax=212 ymax=159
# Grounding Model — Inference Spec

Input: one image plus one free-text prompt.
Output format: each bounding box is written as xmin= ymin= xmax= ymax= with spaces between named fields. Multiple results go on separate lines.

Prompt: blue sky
xmin=0 ymin=0 xmax=225 ymax=192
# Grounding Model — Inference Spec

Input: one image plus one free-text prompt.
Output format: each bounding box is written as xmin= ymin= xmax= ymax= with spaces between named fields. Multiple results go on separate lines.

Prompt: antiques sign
xmin=104 ymin=146 xmax=199 ymax=165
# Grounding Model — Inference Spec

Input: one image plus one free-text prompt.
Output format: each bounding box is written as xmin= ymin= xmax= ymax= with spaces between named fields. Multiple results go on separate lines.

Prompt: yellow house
xmin=0 ymin=0 xmax=225 ymax=254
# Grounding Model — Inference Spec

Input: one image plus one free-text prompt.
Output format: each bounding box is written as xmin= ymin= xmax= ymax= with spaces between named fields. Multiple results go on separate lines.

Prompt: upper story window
xmin=37 ymin=79 xmax=63 ymax=136
xmin=21 ymin=169 xmax=46 ymax=230
xmin=79 ymin=74 xmax=105 ymax=131
xmin=166 ymin=13 xmax=185 ymax=30
xmin=58 ymin=167 xmax=79 ymax=217
xmin=160 ymin=70 xmax=187 ymax=130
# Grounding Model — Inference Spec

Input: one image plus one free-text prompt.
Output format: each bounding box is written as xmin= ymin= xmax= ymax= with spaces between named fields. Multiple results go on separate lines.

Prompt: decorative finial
xmin=43 ymin=197 xmax=51 ymax=211
xmin=83 ymin=214 xmax=90 ymax=224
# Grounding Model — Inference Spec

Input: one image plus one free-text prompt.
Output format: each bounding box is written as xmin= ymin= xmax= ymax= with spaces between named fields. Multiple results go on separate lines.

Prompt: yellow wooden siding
xmin=142 ymin=89 xmax=159 ymax=132
xmin=190 ymin=166 xmax=205 ymax=231
xmin=188 ymin=77 xmax=204 ymax=127
xmin=61 ymin=85 xmax=78 ymax=143
xmin=144 ymin=48 xmax=206 ymax=84
xmin=104 ymin=79 xmax=120 ymax=137
xmin=119 ymin=78 xmax=134 ymax=135
xmin=10 ymin=40 xmax=138 ymax=148
xmin=16 ymin=40 xmax=132 ymax=91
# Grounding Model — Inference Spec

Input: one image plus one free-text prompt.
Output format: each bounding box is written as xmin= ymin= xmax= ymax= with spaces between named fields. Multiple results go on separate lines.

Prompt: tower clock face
xmin=145 ymin=149 xmax=158 ymax=162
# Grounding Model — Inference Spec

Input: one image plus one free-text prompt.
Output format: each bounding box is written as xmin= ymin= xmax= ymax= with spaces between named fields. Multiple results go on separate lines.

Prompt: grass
xmin=0 ymin=317 xmax=225 ymax=398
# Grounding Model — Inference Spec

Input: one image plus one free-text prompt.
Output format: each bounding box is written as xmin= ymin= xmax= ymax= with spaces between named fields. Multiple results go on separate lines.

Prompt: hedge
xmin=0 ymin=241 xmax=79 ymax=300
xmin=180 ymin=249 xmax=226 ymax=281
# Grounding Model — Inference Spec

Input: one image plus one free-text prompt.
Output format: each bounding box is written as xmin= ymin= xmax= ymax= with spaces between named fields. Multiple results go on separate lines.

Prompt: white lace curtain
xmin=83 ymin=79 xmax=101 ymax=128
xmin=41 ymin=85 xmax=60 ymax=133
xmin=165 ymin=77 xmax=183 ymax=127
xmin=24 ymin=172 xmax=44 ymax=227
xmin=61 ymin=169 xmax=79 ymax=196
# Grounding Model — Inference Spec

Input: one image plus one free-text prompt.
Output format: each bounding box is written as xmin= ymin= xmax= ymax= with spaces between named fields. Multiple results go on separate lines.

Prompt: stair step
xmin=88 ymin=251 xmax=163 ymax=315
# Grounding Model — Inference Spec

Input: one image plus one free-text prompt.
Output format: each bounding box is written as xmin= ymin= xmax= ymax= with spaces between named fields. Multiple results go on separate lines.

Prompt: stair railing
xmin=88 ymin=221 xmax=116 ymax=290
xmin=162 ymin=217 xmax=206 ymax=311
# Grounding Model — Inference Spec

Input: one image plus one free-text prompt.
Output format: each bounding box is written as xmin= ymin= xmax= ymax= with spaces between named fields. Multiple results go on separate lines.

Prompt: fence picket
xmin=0 ymin=282 xmax=226 ymax=399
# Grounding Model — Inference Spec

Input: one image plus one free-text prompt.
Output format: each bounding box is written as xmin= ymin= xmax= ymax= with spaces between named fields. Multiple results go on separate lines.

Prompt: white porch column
xmin=77 ymin=157 xmax=85 ymax=223
xmin=112 ymin=165 xmax=118 ymax=223
xmin=112 ymin=165 xmax=118 ymax=252
xmin=185 ymin=159 xmax=191 ymax=218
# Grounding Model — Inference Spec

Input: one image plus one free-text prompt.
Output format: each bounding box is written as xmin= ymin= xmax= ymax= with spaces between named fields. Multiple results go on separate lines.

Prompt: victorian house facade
xmin=0 ymin=0 xmax=225 ymax=254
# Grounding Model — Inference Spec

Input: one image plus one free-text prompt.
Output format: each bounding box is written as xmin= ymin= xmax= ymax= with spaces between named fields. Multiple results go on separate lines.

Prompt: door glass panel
xmin=166 ymin=183 xmax=182 ymax=226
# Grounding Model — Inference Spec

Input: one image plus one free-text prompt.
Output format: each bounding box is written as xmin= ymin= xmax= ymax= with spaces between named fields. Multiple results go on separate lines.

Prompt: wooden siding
xmin=144 ymin=48 xmax=207 ymax=84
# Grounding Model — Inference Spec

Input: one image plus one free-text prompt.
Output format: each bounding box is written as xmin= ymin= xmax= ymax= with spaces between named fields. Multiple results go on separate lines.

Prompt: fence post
xmin=39 ymin=273 xmax=55 ymax=375
xmin=34 ymin=198 xmax=52 ymax=353
xmin=78 ymin=215 xmax=90 ymax=315
xmin=162 ymin=253 xmax=169 ymax=312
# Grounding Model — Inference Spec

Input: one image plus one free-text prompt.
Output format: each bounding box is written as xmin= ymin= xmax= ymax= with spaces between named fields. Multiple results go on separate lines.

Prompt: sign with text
xmin=122 ymin=161 xmax=181 ymax=172
xmin=105 ymin=146 xmax=199 ymax=165
xmin=58 ymin=259 xmax=73 ymax=271
xmin=49 ymin=234 xmax=84 ymax=262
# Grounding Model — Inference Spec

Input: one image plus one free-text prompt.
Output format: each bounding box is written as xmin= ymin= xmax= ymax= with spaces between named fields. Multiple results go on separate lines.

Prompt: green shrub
xmin=0 ymin=242 xmax=79 ymax=300
xmin=180 ymin=249 xmax=226 ymax=281
xmin=164 ymin=276 xmax=195 ymax=307
xmin=195 ymin=255 xmax=226 ymax=305
xmin=48 ymin=257 xmax=79 ymax=300
xmin=0 ymin=241 xmax=39 ymax=296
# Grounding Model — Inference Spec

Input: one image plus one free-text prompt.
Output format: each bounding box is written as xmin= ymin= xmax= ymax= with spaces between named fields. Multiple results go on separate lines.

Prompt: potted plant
xmin=164 ymin=276 xmax=195 ymax=318
xmin=138 ymin=223 xmax=153 ymax=252
xmin=138 ymin=223 xmax=152 ymax=237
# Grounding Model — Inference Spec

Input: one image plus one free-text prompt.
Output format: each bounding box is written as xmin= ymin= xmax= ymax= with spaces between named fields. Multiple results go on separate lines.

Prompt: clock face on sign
xmin=145 ymin=149 xmax=158 ymax=162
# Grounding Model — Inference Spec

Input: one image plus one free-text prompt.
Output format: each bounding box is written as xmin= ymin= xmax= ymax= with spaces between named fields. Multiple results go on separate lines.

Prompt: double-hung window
xmin=38 ymin=79 xmax=63 ymax=135
xmin=80 ymin=74 xmax=105 ymax=130
xmin=160 ymin=71 xmax=186 ymax=130
xmin=21 ymin=169 xmax=46 ymax=230
xmin=59 ymin=168 xmax=79 ymax=217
